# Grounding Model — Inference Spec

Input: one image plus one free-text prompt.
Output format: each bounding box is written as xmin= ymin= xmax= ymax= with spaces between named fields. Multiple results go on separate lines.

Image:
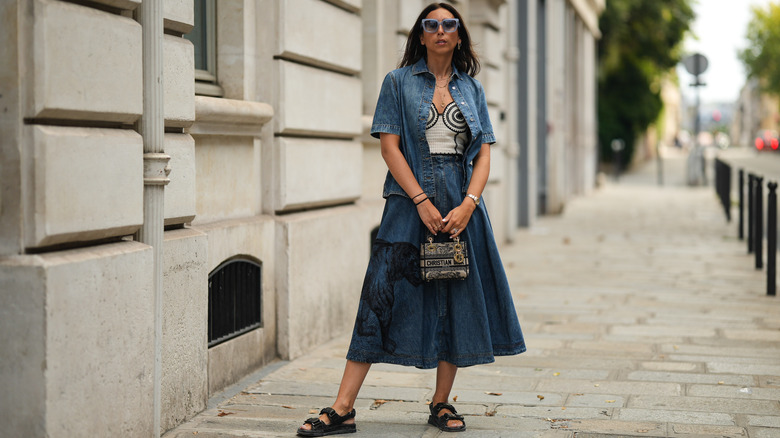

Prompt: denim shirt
xmin=371 ymin=58 xmax=496 ymax=200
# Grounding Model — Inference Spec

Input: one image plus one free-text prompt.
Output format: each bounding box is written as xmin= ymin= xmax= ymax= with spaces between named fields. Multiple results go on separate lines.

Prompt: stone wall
xmin=0 ymin=0 xmax=605 ymax=435
xmin=0 ymin=0 xmax=203 ymax=435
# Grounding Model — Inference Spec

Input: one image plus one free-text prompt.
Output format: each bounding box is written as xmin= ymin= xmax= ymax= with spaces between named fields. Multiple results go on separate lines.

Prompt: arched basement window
xmin=208 ymin=257 xmax=262 ymax=347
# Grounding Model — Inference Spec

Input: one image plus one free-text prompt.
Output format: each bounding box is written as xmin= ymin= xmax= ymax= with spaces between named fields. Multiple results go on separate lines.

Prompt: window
xmin=208 ymin=258 xmax=263 ymax=347
xmin=184 ymin=0 xmax=222 ymax=97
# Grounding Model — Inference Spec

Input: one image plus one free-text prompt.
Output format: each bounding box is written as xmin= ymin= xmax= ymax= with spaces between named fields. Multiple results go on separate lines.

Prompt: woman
xmin=297 ymin=3 xmax=525 ymax=436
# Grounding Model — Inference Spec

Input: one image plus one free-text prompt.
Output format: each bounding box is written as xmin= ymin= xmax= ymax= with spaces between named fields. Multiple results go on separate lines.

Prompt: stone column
xmin=545 ymin=0 xmax=567 ymax=214
xmin=516 ymin=0 xmax=539 ymax=227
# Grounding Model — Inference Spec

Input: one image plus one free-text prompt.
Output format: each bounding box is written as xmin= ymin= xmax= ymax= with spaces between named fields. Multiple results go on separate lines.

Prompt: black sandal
xmin=297 ymin=407 xmax=357 ymax=437
xmin=428 ymin=402 xmax=466 ymax=432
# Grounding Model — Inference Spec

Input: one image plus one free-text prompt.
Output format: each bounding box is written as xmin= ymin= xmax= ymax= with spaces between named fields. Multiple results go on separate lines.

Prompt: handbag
xmin=420 ymin=233 xmax=469 ymax=281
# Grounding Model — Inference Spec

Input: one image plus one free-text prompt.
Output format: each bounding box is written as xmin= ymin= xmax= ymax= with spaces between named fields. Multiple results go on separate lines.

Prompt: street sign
xmin=683 ymin=53 xmax=709 ymax=76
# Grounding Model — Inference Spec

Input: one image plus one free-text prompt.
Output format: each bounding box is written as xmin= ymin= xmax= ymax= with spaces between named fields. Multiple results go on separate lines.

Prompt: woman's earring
xmin=458 ymin=41 xmax=462 ymax=51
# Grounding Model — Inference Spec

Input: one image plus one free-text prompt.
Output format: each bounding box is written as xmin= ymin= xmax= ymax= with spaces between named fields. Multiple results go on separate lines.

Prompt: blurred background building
xmin=0 ymin=0 xmax=604 ymax=435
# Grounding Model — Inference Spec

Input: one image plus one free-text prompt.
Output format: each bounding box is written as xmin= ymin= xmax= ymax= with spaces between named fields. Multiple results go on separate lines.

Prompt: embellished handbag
xmin=420 ymin=234 xmax=469 ymax=281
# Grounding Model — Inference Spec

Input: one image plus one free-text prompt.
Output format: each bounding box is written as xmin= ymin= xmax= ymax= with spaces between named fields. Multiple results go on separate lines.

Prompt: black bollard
xmin=721 ymin=161 xmax=731 ymax=222
xmin=756 ymin=176 xmax=764 ymax=270
xmin=748 ymin=174 xmax=755 ymax=254
xmin=768 ymin=182 xmax=777 ymax=296
xmin=739 ymin=169 xmax=744 ymax=240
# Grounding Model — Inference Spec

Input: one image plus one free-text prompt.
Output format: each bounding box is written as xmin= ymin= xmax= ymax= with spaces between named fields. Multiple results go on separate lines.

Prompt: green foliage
xmin=598 ymin=0 xmax=695 ymax=164
xmin=739 ymin=3 xmax=780 ymax=96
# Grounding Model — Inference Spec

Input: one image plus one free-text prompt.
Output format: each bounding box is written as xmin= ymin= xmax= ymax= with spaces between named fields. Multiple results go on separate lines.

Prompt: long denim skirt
xmin=346 ymin=154 xmax=526 ymax=369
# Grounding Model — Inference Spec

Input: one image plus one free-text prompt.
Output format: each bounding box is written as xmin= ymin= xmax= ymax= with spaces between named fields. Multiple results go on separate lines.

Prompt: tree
xmin=739 ymin=2 xmax=780 ymax=96
xmin=597 ymin=0 xmax=695 ymax=165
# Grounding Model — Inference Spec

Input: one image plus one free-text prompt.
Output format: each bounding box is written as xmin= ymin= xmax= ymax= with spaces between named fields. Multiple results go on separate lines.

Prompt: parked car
xmin=754 ymin=129 xmax=779 ymax=152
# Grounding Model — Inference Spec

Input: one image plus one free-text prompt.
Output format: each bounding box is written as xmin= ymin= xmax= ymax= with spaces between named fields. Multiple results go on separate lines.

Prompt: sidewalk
xmin=166 ymin=150 xmax=780 ymax=438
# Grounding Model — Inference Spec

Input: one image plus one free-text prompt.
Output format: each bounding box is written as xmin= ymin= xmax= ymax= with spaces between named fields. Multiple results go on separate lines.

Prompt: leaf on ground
xmin=537 ymin=395 xmax=545 ymax=400
xmin=594 ymin=384 xmax=600 ymax=387
xmin=485 ymin=410 xmax=496 ymax=417
xmin=281 ymin=405 xmax=295 ymax=409
xmin=553 ymin=372 xmax=561 ymax=376
xmin=485 ymin=392 xmax=503 ymax=396
xmin=718 ymin=381 xmax=725 ymax=385
xmin=572 ymin=393 xmax=584 ymax=396
xmin=605 ymin=400 xmax=616 ymax=403
xmin=371 ymin=399 xmax=391 ymax=409
xmin=452 ymin=395 xmax=458 ymax=402
xmin=217 ymin=411 xmax=234 ymax=417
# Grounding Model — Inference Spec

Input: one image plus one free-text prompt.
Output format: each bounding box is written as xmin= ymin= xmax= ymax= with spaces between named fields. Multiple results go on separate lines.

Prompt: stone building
xmin=0 ymin=0 xmax=603 ymax=435
xmin=732 ymin=77 xmax=780 ymax=149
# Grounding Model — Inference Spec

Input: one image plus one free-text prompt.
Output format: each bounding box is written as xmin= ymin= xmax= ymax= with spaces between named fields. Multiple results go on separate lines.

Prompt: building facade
xmin=0 ymin=0 xmax=603 ymax=435
xmin=732 ymin=77 xmax=780 ymax=149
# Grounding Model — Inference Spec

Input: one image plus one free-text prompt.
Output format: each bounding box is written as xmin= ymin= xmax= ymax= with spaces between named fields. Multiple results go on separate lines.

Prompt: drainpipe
xmin=137 ymin=0 xmax=169 ymax=436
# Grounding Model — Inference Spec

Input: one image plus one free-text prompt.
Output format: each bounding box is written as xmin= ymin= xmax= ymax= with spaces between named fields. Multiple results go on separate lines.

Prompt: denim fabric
xmin=347 ymin=155 xmax=526 ymax=369
xmin=371 ymin=58 xmax=496 ymax=200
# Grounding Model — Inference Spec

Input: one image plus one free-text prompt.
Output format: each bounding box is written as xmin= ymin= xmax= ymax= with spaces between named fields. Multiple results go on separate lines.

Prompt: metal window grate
xmin=208 ymin=258 xmax=262 ymax=348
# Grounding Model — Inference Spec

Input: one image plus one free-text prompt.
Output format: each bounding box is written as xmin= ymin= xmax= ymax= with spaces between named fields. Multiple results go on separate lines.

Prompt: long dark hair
xmin=398 ymin=2 xmax=480 ymax=77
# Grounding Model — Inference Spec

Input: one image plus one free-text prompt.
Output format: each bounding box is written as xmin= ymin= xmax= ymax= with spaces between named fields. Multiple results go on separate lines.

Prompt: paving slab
xmin=627 ymin=394 xmax=780 ymax=415
xmin=626 ymin=370 xmax=756 ymax=386
xmin=165 ymin=152 xmax=780 ymax=437
xmin=686 ymin=384 xmax=780 ymax=400
xmin=616 ymin=408 xmax=736 ymax=426
xmin=747 ymin=427 xmax=780 ymax=438
xmin=669 ymin=423 xmax=747 ymax=437
xmin=746 ymin=416 xmax=780 ymax=428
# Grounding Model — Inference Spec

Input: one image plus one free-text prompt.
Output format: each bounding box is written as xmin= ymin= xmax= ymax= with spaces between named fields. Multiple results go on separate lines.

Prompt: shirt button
xmin=461 ymin=101 xmax=465 ymax=104
xmin=470 ymin=118 xmax=474 ymax=121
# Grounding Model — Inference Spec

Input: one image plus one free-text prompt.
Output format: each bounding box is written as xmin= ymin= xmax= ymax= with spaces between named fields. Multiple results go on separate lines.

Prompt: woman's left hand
xmin=441 ymin=200 xmax=476 ymax=239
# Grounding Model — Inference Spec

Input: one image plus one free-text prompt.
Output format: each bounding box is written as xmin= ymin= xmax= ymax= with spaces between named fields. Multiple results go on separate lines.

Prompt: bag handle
xmin=426 ymin=232 xmax=459 ymax=243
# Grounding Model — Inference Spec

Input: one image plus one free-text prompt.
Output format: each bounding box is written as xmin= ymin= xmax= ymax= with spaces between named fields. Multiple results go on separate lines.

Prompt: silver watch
xmin=467 ymin=194 xmax=480 ymax=206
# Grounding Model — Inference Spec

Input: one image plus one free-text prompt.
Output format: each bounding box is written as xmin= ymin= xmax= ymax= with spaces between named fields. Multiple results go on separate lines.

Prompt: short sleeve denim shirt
xmin=370 ymin=58 xmax=496 ymax=200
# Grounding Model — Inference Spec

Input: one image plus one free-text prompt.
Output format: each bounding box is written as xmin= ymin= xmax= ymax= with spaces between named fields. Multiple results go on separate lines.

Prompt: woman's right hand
xmin=416 ymin=198 xmax=443 ymax=235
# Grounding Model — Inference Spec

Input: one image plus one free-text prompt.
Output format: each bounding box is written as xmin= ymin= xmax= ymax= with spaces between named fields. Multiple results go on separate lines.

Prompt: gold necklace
xmin=436 ymin=89 xmax=451 ymax=110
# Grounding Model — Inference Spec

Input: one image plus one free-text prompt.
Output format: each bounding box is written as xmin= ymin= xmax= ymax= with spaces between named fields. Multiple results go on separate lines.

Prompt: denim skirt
xmin=346 ymin=154 xmax=526 ymax=369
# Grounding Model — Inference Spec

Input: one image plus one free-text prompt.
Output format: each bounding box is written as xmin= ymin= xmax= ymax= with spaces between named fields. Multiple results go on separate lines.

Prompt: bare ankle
xmin=331 ymin=401 xmax=353 ymax=416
